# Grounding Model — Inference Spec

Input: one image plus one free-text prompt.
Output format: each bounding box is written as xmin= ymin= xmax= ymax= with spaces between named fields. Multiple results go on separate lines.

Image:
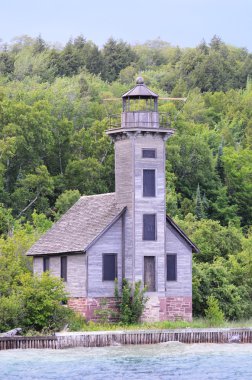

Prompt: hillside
xmin=0 ymin=35 xmax=251 ymax=323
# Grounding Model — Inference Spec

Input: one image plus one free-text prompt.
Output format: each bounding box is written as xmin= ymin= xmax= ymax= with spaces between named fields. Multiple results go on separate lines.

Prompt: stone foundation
xmin=68 ymin=297 xmax=119 ymax=322
xmin=141 ymin=295 xmax=162 ymax=322
xmin=162 ymin=296 xmax=192 ymax=322
xmin=68 ymin=296 xmax=192 ymax=322
xmin=141 ymin=296 xmax=192 ymax=322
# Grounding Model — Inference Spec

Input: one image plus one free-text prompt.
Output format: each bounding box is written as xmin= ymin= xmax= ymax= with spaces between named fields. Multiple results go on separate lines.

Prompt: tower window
xmin=103 ymin=254 xmax=117 ymax=281
xmin=167 ymin=254 xmax=177 ymax=281
xmin=142 ymin=149 xmax=156 ymax=158
xmin=43 ymin=257 xmax=49 ymax=272
xmin=143 ymin=214 xmax=156 ymax=241
xmin=61 ymin=256 xmax=67 ymax=282
xmin=143 ymin=169 xmax=156 ymax=197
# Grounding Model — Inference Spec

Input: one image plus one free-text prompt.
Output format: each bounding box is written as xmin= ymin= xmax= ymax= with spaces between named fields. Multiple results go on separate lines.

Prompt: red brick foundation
xmin=161 ymin=296 xmax=192 ymax=322
xmin=141 ymin=296 xmax=192 ymax=322
xmin=68 ymin=296 xmax=192 ymax=322
xmin=68 ymin=297 xmax=119 ymax=322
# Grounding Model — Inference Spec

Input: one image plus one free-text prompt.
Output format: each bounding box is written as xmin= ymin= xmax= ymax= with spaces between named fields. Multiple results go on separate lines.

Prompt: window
xmin=61 ymin=256 xmax=67 ymax=282
xmin=143 ymin=214 xmax=156 ymax=241
xmin=167 ymin=254 xmax=177 ymax=281
xmin=103 ymin=254 xmax=117 ymax=281
xmin=142 ymin=149 xmax=156 ymax=158
xmin=43 ymin=257 xmax=49 ymax=272
xmin=143 ymin=169 xmax=155 ymax=197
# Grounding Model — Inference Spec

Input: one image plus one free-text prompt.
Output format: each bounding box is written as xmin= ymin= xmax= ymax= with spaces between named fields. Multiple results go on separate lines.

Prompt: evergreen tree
xmin=246 ymin=74 xmax=252 ymax=91
xmin=195 ymin=184 xmax=205 ymax=220
xmin=216 ymin=141 xmax=225 ymax=183
xmin=101 ymin=38 xmax=137 ymax=82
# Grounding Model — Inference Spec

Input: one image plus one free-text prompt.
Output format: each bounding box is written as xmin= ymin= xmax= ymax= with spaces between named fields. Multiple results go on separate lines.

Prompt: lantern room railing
xmin=108 ymin=112 xmax=172 ymax=129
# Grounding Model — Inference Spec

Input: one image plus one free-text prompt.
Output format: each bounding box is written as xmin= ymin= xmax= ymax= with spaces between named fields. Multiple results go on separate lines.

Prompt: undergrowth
xmin=67 ymin=316 xmax=252 ymax=332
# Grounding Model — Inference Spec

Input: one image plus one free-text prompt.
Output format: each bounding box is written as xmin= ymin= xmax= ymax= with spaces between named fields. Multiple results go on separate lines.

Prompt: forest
xmin=0 ymin=34 xmax=252 ymax=330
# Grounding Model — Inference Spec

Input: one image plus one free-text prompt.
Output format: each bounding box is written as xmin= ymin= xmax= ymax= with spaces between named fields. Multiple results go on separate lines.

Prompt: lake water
xmin=0 ymin=343 xmax=252 ymax=380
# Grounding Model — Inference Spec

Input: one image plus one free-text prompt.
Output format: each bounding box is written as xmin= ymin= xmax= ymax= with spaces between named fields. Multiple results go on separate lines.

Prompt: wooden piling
xmin=1 ymin=328 xmax=252 ymax=350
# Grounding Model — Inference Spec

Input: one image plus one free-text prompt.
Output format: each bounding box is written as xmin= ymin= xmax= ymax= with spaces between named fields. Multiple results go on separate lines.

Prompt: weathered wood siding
xmin=87 ymin=218 xmax=122 ymax=297
xmin=33 ymin=256 xmax=43 ymax=274
xmin=65 ymin=254 xmax=86 ymax=297
xmin=114 ymin=129 xmax=168 ymax=295
xmin=165 ymin=224 xmax=192 ymax=297
xmin=33 ymin=254 xmax=86 ymax=297
xmin=115 ymin=137 xmax=134 ymax=281
xmin=134 ymin=133 xmax=166 ymax=294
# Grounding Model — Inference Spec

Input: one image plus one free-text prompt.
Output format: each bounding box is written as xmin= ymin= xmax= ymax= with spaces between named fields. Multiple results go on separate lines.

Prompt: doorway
xmin=144 ymin=256 xmax=156 ymax=291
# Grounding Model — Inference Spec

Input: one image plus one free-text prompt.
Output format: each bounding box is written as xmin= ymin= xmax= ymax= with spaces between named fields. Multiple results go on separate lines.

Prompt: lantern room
xmin=121 ymin=77 xmax=160 ymax=129
xmin=122 ymin=76 xmax=158 ymax=112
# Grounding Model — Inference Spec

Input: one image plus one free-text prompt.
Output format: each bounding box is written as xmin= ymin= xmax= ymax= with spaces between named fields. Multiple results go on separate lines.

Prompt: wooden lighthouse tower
xmin=28 ymin=77 xmax=197 ymax=322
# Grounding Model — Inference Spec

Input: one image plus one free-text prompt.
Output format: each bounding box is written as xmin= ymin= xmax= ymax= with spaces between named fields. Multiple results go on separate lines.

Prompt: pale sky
xmin=1 ymin=0 xmax=252 ymax=50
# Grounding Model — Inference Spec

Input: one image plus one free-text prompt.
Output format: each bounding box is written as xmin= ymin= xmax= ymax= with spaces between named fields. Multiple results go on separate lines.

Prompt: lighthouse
xmin=28 ymin=77 xmax=197 ymax=322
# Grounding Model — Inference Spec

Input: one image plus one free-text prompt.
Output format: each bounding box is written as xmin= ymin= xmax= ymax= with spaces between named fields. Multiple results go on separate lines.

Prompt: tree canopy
xmin=0 ymin=34 xmax=251 ymax=325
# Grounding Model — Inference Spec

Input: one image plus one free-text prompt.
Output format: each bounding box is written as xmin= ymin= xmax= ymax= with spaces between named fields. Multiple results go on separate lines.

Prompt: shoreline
xmin=1 ymin=327 xmax=252 ymax=350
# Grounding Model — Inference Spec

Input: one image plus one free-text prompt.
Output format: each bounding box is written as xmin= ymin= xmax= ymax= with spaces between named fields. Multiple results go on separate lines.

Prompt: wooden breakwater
xmin=1 ymin=328 xmax=252 ymax=350
xmin=0 ymin=336 xmax=57 ymax=350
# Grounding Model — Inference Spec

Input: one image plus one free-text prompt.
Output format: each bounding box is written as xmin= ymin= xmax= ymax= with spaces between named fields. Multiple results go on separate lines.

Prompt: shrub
xmin=115 ymin=278 xmax=148 ymax=324
xmin=68 ymin=312 xmax=87 ymax=331
xmin=15 ymin=272 xmax=72 ymax=332
xmin=0 ymin=294 xmax=22 ymax=331
xmin=193 ymin=258 xmax=251 ymax=320
xmin=94 ymin=298 xmax=117 ymax=324
xmin=0 ymin=272 xmax=73 ymax=333
xmin=204 ymin=295 xmax=225 ymax=326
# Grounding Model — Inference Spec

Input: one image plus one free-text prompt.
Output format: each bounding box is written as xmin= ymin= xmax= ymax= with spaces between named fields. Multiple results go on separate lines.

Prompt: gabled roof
xmin=166 ymin=215 xmax=199 ymax=253
xmin=27 ymin=191 xmax=198 ymax=256
xmin=27 ymin=193 xmax=125 ymax=256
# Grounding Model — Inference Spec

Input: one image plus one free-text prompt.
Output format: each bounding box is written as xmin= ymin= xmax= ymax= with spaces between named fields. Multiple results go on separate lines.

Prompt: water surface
xmin=1 ymin=343 xmax=252 ymax=379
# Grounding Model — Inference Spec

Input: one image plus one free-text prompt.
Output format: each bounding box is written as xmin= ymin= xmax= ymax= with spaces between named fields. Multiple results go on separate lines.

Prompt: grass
xmin=67 ymin=315 xmax=252 ymax=332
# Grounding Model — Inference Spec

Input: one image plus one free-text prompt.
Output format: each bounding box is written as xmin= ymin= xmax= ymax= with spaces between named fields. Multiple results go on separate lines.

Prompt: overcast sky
xmin=1 ymin=0 xmax=252 ymax=50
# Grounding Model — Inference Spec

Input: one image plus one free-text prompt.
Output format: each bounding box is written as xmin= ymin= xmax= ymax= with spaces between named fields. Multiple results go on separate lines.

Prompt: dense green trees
xmin=0 ymin=212 xmax=72 ymax=332
xmin=175 ymin=214 xmax=251 ymax=319
xmin=1 ymin=34 xmax=252 ymax=89
xmin=101 ymin=38 xmax=137 ymax=82
xmin=0 ymin=272 xmax=72 ymax=332
xmin=0 ymin=34 xmax=251 ymax=325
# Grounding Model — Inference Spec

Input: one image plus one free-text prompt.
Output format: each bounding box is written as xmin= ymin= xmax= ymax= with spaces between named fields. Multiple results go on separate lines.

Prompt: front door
xmin=144 ymin=256 xmax=155 ymax=291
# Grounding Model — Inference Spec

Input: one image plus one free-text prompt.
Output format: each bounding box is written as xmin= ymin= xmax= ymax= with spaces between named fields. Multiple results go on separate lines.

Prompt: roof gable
xmin=27 ymin=193 xmax=125 ymax=256
xmin=166 ymin=215 xmax=199 ymax=253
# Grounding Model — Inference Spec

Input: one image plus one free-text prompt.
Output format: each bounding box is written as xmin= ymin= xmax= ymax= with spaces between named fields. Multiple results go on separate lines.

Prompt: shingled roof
xmin=122 ymin=80 xmax=158 ymax=99
xmin=27 ymin=193 xmax=126 ymax=256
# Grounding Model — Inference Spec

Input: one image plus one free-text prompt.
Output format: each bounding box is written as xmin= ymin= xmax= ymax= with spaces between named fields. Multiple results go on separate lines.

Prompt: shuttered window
xmin=167 ymin=254 xmax=177 ymax=281
xmin=61 ymin=256 xmax=67 ymax=282
xmin=143 ymin=214 xmax=156 ymax=241
xmin=103 ymin=254 xmax=117 ymax=281
xmin=43 ymin=257 xmax=49 ymax=272
xmin=142 ymin=149 xmax=156 ymax=158
xmin=143 ymin=169 xmax=155 ymax=197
